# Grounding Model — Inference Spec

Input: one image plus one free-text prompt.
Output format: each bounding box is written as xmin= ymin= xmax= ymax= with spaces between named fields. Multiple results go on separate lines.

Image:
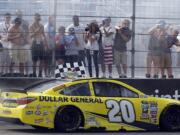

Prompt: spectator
xmin=55 ymin=26 xmax=66 ymax=65
xmin=44 ymin=15 xmax=56 ymax=77
xmin=84 ymin=22 xmax=100 ymax=78
xmin=66 ymin=15 xmax=86 ymax=65
xmin=0 ymin=36 xmax=4 ymax=76
xmin=0 ymin=13 xmax=12 ymax=76
xmin=145 ymin=23 xmax=162 ymax=78
xmin=100 ymin=17 xmax=114 ymax=78
xmin=161 ymin=29 xmax=180 ymax=78
xmin=114 ymin=19 xmax=132 ymax=78
xmin=65 ymin=27 xmax=79 ymax=64
xmin=29 ymin=13 xmax=47 ymax=77
xmin=7 ymin=18 xmax=26 ymax=75
xmin=15 ymin=10 xmax=31 ymax=76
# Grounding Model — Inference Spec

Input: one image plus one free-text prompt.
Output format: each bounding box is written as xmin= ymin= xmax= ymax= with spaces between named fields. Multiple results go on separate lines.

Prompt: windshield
xmin=28 ymin=80 xmax=68 ymax=92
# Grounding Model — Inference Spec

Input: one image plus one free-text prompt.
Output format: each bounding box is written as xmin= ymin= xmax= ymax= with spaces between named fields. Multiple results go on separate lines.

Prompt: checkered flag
xmin=55 ymin=61 xmax=86 ymax=79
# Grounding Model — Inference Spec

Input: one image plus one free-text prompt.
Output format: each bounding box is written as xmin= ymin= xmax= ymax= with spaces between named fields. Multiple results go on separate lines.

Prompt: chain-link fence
xmin=0 ymin=0 xmax=180 ymax=78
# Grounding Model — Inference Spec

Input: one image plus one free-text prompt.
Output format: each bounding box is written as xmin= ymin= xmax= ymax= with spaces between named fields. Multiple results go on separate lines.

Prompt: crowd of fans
xmin=0 ymin=10 xmax=179 ymax=78
xmin=146 ymin=20 xmax=180 ymax=79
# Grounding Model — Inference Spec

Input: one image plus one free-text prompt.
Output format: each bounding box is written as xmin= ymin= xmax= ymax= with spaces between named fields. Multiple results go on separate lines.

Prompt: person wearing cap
xmin=7 ymin=17 xmax=25 ymax=75
xmin=64 ymin=27 xmax=79 ymax=64
xmin=114 ymin=19 xmax=132 ymax=78
xmin=66 ymin=15 xmax=86 ymax=65
xmin=29 ymin=13 xmax=48 ymax=77
xmin=100 ymin=17 xmax=114 ymax=78
xmin=0 ymin=13 xmax=12 ymax=76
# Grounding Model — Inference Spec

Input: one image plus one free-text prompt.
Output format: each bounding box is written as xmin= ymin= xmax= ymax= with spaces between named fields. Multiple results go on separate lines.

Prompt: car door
xmin=90 ymin=79 xmax=150 ymax=130
xmin=58 ymin=80 xmax=102 ymax=115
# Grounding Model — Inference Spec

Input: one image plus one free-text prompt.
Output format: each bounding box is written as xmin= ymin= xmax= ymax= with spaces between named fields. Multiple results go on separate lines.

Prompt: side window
xmin=60 ymin=83 xmax=91 ymax=96
xmin=93 ymin=82 xmax=138 ymax=98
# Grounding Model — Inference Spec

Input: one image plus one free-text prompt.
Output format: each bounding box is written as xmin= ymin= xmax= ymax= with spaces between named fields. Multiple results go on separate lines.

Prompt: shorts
xmin=10 ymin=44 xmax=28 ymax=63
xmin=65 ymin=55 xmax=78 ymax=64
xmin=55 ymin=47 xmax=66 ymax=60
xmin=22 ymin=44 xmax=31 ymax=63
xmin=31 ymin=41 xmax=45 ymax=62
xmin=0 ymin=47 xmax=11 ymax=65
xmin=44 ymin=49 xmax=53 ymax=62
xmin=114 ymin=50 xmax=127 ymax=65
xmin=160 ymin=53 xmax=172 ymax=68
xmin=103 ymin=45 xmax=113 ymax=65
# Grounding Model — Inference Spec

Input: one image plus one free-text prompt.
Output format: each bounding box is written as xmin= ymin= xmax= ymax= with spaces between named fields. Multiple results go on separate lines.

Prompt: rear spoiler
xmin=0 ymin=78 xmax=55 ymax=93
xmin=0 ymin=89 xmax=27 ymax=93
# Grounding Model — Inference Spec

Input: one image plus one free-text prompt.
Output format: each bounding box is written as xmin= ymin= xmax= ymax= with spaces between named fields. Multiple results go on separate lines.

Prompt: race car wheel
xmin=160 ymin=106 xmax=180 ymax=131
xmin=55 ymin=106 xmax=82 ymax=132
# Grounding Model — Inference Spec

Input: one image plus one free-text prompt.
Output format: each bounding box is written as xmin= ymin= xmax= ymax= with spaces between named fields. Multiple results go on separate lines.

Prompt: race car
xmin=0 ymin=78 xmax=180 ymax=132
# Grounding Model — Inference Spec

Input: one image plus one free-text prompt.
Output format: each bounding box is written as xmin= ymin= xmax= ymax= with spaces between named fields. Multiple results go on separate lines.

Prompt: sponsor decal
xmin=26 ymin=111 xmax=33 ymax=115
xmin=106 ymin=100 xmax=135 ymax=123
xmin=140 ymin=101 xmax=158 ymax=123
xmin=39 ymin=96 xmax=103 ymax=104
xmin=2 ymin=102 xmax=17 ymax=108
xmin=45 ymin=118 xmax=53 ymax=124
xmin=2 ymin=110 xmax=12 ymax=115
xmin=43 ymin=111 xmax=48 ymax=116
xmin=39 ymin=96 xmax=68 ymax=102
xmin=86 ymin=116 xmax=97 ymax=126
xmin=141 ymin=101 xmax=149 ymax=119
xmin=150 ymin=89 xmax=180 ymax=100
xmin=34 ymin=119 xmax=44 ymax=124
xmin=149 ymin=102 xmax=158 ymax=123
xmin=70 ymin=97 xmax=103 ymax=104
xmin=42 ymin=106 xmax=51 ymax=109
xmin=35 ymin=111 xmax=41 ymax=115
xmin=25 ymin=106 xmax=35 ymax=109
xmin=36 ymin=105 xmax=42 ymax=110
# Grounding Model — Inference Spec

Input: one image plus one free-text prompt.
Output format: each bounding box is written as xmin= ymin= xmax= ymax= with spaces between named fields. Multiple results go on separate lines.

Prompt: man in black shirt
xmin=114 ymin=19 xmax=132 ymax=78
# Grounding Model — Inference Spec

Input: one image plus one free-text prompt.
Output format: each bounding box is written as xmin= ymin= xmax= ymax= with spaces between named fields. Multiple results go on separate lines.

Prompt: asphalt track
xmin=0 ymin=122 xmax=179 ymax=135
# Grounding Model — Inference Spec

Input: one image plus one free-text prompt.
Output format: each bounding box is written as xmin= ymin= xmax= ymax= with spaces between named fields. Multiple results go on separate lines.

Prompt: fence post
xmin=131 ymin=0 xmax=136 ymax=78
xmin=52 ymin=0 xmax=57 ymax=78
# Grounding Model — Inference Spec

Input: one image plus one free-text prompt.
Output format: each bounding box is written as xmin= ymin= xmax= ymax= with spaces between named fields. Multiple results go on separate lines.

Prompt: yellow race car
xmin=0 ymin=78 xmax=180 ymax=132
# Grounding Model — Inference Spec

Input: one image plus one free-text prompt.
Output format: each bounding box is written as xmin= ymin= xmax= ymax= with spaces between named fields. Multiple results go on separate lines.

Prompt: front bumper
xmin=0 ymin=117 xmax=24 ymax=125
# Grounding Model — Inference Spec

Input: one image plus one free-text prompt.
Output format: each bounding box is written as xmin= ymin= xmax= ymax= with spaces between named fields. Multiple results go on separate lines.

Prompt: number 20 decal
xmin=106 ymin=100 xmax=135 ymax=123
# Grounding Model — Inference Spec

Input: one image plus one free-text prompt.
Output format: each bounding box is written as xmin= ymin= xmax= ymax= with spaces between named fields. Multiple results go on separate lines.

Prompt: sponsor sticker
xmin=34 ymin=119 xmax=44 ymax=124
xmin=45 ymin=118 xmax=53 ymax=124
xmin=35 ymin=111 xmax=41 ymax=115
xmin=149 ymin=102 xmax=158 ymax=123
xmin=43 ymin=111 xmax=48 ymax=116
xmin=2 ymin=110 xmax=12 ymax=115
xmin=26 ymin=111 xmax=33 ymax=115
xmin=141 ymin=101 xmax=149 ymax=119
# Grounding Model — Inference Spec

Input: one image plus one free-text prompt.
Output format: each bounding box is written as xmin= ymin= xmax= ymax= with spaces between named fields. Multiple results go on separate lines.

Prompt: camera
xmin=85 ymin=24 xmax=89 ymax=32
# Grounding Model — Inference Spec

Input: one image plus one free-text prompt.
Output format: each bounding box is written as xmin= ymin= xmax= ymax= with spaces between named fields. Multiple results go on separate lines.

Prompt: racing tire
xmin=55 ymin=106 xmax=82 ymax=132
xmin=160 ymin=106 xmax=180 ymax=131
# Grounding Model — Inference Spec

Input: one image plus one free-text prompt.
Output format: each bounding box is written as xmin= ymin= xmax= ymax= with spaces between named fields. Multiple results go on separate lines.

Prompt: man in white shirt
xmin=66 ymin=15 xmax=86 ymax=65
xmin=0 ymin=13 xmax=12 ymax=76
xmin=44 ymin=15 xmax=56 ymax=77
